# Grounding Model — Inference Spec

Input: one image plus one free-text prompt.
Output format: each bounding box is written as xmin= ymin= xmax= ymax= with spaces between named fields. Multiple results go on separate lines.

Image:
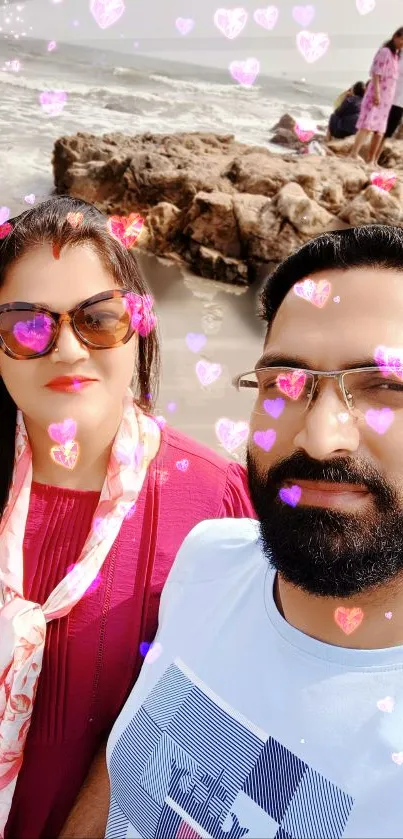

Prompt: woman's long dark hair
xmin=384 ymin=27 xmax=403 ymax=55
xmin=0 ymin=195 xmax=161 ymax=520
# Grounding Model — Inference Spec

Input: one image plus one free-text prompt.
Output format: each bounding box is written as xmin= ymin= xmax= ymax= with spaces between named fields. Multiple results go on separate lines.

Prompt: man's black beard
xmin=247 ymin=449 xmax=403 ymax=598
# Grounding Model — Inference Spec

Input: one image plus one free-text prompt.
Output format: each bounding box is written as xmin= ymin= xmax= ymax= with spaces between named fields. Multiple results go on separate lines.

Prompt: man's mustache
xmin=262 ymin=451 xmax=391 ymax=498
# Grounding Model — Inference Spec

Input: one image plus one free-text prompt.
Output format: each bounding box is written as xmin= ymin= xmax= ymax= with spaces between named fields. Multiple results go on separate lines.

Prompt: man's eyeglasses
xmin=0 ymin=290 xmax=145 ymax=360
xmin=232 ymin=365 xmax=403 ymax=418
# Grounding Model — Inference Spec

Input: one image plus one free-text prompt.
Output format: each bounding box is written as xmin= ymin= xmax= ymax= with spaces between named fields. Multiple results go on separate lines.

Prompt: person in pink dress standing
xmin=351 ymin=27 xmax=403 ymax=165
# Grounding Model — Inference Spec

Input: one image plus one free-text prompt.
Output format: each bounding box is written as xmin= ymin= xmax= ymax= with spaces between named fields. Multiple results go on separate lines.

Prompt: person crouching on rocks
xmin=327 ymin=81 xmax=366 ymax=140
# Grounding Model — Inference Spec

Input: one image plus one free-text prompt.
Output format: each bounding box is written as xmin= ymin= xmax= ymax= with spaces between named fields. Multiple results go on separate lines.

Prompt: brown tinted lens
xmin=0 ymin=310 xmax=56 ymax=357
xmin=74 ymin=297 xmax=132 ymax=347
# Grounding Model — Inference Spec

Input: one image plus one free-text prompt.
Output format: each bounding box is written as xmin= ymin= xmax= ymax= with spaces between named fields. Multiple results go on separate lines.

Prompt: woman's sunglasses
xmin=0 ymin=290 xmax=145 ymax=360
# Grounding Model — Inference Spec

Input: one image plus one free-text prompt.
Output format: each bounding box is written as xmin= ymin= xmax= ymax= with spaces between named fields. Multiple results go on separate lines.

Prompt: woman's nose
xmin=51 ymin=322 xmax=90 ymax=361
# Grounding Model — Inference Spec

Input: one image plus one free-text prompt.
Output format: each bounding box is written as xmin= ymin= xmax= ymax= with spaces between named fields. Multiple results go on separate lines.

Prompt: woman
xmin=350 ymin=27 xmax=403 ymax=164
xmin=0 ymin=196 xmax=255 ymax=839
xmin=328 ymin=80 xmax=366 ymax=140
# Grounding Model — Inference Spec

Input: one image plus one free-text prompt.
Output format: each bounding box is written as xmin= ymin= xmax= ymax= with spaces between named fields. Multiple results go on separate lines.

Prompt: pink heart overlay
xmin=296 ymin=30 xmax=330 ymax=63
xmin=294 ymin=278 xmax=331 ymax=307
xmin=24 ymin=194 xmax=36 ymax=204
xmin=292 ymin=4 xmax=315 ymax=26
xmin=13 ymin=315 xmax=53 ymax=353
xmin=253 ymin=6 xmax=279 ymax=29
xmin=50 ymin=441 xmax=79 ymax=470
xmin=0 ymin=222 xmax=12 ymax=239
xmin=334 ymin=606 xmax=364 ymax=635
xmin=215 ymin=418 xmax=249 ymax=453
xmin=279 ymin=484 xmax=301 ymax=507
xmin=186 ymin=333 xmax=206 ymax=353
xmin=253 ymin=428 xmax=276 ymax=452
xmin=90 ymin=0 xmax=125 ymax=29
xmin=294 ymin=123 xmax=316 ymax=143
xmin=374 ymin=345 xmax=403 ymax=378
xmin=0 ymin=206 xmax=10 ymax=225
xmin=66 ymin=211 xmax=83 ymax=228
xmin=356 ymin=0 xmax=376 ymax=14
xmin=144 ymin=641 xmax=163 ymax=664
xmin=214 ymin=7 xmax=248 ymax=39
xmin=195 ymin=359 xmax=222 ymax=386
xmin=376 ymin=696 xmax=394 ymax=713
xmin=229 ymin=57 xmax=260 ymax=86
xmin=391 ymin=752 xmax=403 ymax=765
xmin=176 ymin=17 xmax=194 ymax=35
xmin=48 ymin=418 xmax=77 ymax=444
xmin=176 ymin=459 xmax=189 ymax=472
xmin=365 ymin=408 xmax=394 ymax=435
xmin=371 ymin=171 xmax=396 ymax=192
xmin=276 ymin=370 xmax=307 ymax=401
xmin=39 ymin=90 xmax=67 ymax=115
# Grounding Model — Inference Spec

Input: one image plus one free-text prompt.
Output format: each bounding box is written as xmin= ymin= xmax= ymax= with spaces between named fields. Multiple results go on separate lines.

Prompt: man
xmin=96 ymin=225 xmax=403 ymax=838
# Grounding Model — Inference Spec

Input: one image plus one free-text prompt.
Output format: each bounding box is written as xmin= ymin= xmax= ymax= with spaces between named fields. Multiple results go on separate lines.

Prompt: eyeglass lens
xmin=0 ymin=296 xmax=134 ymax=358
xmin=237 ymin=367 xmax=403 ymax=418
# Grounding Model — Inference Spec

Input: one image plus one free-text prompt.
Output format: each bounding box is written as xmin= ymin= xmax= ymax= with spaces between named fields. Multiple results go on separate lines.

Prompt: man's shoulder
xmin=168 ymin=517 xmax=262 ymax=586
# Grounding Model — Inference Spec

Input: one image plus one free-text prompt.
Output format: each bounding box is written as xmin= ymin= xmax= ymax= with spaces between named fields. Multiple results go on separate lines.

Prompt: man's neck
xmin=275 ymin=573 xmax=403 ymax=650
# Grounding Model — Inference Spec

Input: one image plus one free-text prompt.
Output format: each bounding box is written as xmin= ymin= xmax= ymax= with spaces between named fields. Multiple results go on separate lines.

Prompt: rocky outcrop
xmin=52 ymin=129 xmax=403 ymax=286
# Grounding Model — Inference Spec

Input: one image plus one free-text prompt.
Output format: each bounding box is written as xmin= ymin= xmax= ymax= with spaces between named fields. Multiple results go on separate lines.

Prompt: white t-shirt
xmin=106 ymin=518 xmax=403 ymax=839
xmin=394 ymin=52 xmax=403 ymax=107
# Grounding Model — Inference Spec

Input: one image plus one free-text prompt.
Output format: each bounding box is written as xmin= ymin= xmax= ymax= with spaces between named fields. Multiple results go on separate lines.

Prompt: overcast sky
xmin=2 ymin=0 xmax=403 ymax=82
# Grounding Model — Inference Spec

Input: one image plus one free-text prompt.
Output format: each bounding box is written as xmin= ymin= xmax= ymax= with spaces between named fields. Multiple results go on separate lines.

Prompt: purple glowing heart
xmin=263 ymin=398 xmax=284 ymax=419
xmin=139 ymin=641 xmax=151 ymax=657
xmin=279 ymin=485 xmax=302 ymax=507
xmin=365 ymin=408 xmax=394 ymax=435
xmin=253 ymin=429 xmax=276 ymax=452
xmin=186 ymin=332 xmax=207 ymax=353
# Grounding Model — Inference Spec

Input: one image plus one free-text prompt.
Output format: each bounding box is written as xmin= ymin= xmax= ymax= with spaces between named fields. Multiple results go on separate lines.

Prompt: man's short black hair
xmin=259 ymin=225 xmax=403 ymax=332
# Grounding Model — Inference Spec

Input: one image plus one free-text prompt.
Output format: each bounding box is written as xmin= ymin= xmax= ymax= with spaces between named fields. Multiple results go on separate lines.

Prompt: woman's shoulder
xmin=160 ymin=423 xmax=236 ymax=473
xmin=158 ymin=423 xmax=254 ymax=517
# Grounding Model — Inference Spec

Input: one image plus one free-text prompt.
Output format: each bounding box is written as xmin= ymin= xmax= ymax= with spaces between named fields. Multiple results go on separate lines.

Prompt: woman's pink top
xmin=357 ymin=46 xmax=399 ymax=133
xmin=4 ymin=423 xmax=255 ymax=839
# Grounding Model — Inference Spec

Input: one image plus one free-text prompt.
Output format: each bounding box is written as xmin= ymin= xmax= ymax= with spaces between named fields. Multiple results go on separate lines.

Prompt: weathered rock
xmin=183 ymin=192 xmax=241 ymax=258
xmin=52 ymin=129 xmax=403 ymax=286
xmin=339 ymin=184 xmax=403 ymax=226
xmin=275 ymin=182 xmax=334 ymax=235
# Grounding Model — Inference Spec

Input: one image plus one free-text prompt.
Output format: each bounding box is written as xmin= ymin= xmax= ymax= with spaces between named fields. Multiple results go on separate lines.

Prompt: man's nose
xmin=293 ymin=382 xmax=360 ymax=459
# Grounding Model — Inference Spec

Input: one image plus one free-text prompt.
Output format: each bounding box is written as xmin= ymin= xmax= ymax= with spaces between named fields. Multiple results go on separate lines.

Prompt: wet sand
xmin=137 ymin=252 xmax=266 ymax=457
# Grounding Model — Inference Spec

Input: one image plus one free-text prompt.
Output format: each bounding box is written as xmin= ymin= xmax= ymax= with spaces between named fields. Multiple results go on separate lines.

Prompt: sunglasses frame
xmin=0 ymin=289 xmax=136 ymax=359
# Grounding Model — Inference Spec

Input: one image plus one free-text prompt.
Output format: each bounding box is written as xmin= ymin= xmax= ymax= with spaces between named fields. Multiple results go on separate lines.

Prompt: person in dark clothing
xmin=328 ymin=81 xmax=366 ymax=139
